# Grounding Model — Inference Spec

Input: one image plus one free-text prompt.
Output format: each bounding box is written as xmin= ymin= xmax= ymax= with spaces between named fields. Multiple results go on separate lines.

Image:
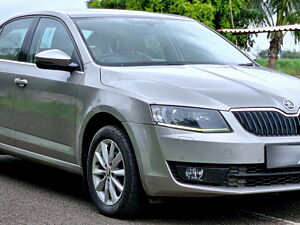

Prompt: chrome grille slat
xmin=247 ymin=112 xmax=259 ymax=134
xmin=292 ymin=117 xmax=298 ymax=134
xmin=241 ymin=112 xmax=253 ymax=132
xmin=297 ymin=117 xmax=300 ymax=130
xmin=269 ymin=111 xmax=279 ymax=134
xmin=244 ymin=112 xmax=256 ymax=133
xmin=275 ymin=112 xmax=285 ymax=136
xmin=288 ymin=117 xmax=295 ymax=135
xmin=282 ymin=116 xmax=290 ymax=135
xmin=279 ymin=113 xmax=287 ymax=135
xmin=263 ymin=112 xmax=275 ymax=135
xmin=253 ymin=112 xmax=264 ymax=135
xmin=233 ymin=110 xmax=300 ymax=136
xmin=258 ymin=112 xmax=267 ymax=135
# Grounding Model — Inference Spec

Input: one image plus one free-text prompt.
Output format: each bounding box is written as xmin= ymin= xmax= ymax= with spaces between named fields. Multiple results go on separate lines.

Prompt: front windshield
xmin=75 ymin=17 xmax=252 ymax=66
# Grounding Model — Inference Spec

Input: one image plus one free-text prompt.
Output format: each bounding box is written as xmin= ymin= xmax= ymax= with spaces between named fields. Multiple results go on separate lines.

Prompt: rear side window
xmin=28 ymin=18 xmax=77 ymax=63
xmin=0 ymin=18 xmax=33 ymax=61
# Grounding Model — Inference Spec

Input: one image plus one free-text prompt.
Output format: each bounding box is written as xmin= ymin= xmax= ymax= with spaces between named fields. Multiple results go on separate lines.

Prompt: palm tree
xmin=252 ymin=0 xmax=300 ymax=69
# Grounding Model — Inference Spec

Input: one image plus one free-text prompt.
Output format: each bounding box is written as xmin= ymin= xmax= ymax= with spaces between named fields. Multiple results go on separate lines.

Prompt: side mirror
xmin=35 ymin=49 xmax=79 ymax=72
xmin=242 ymin=50 xmax=256 ymax=61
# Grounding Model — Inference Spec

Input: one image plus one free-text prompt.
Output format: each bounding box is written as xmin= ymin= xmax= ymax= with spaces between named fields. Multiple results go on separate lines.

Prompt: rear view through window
xmin=75 ymin=18 xmax=251 ymax=66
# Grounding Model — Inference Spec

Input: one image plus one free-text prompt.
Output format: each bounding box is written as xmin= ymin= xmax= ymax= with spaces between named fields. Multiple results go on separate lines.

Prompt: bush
xmin=256 ymin=59 xmax=300 ymax=77
xmin=281 ymin=51 xmax=300 ymax=59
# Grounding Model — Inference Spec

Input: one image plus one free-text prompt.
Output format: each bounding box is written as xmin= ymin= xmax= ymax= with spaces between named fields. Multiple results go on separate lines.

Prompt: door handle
xmin=14 ymin=78 xmax=28 ymax=87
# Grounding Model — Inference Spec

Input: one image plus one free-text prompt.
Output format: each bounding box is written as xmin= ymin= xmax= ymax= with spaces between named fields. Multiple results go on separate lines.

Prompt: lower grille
xmin=168 ymin=162 xmax=300 ymax=188
xmin=226 ymin=165 xmax=300 ymax=188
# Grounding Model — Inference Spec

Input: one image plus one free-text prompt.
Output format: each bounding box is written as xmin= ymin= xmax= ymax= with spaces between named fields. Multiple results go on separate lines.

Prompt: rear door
xmin=0 ymin=18 xmax=34 ymax=146
xmin=14 ymin=17 xmax=83 ymax=163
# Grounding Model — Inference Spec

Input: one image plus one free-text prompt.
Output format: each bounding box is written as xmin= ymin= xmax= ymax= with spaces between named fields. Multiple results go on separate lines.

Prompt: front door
xmin=0 ymin=18 xmax=34 ymax=147
xmin=14 ymin=17 xmax=83 ymax=163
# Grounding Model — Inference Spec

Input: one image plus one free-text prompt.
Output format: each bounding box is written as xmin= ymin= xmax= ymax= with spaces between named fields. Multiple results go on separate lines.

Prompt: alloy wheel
xmin=92 ymin=139 xmax=125 ymax=206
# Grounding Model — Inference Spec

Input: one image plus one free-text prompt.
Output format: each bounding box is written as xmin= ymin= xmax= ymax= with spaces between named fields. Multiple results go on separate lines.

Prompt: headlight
xmin=151 ymin=105 xmax=231 ymax=133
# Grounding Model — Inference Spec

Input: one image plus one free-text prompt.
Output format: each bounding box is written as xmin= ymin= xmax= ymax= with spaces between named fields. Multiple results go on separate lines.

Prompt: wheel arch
xmin=78 ymin=106 xmax=141 ymax=174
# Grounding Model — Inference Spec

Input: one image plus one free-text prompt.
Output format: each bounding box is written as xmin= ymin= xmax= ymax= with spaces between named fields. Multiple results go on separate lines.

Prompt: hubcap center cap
xmin=106 ymin=167 xmax=112 ymax=176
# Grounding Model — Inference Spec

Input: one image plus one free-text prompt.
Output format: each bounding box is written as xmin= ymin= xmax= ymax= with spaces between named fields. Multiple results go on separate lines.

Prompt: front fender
xmin=75 ymin=85 xmax=153 ymax=167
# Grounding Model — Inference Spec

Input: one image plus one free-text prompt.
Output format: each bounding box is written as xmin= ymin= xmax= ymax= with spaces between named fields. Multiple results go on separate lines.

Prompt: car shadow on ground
xmin=0 ymin=155 xmax=300 ymax=224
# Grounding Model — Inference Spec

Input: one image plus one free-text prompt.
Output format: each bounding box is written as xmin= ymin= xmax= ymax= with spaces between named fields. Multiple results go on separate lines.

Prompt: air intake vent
xmin=168 ymin=162 xmax=300 ymax=188
xmin=233 ymin=110 xmax=300 ymax=136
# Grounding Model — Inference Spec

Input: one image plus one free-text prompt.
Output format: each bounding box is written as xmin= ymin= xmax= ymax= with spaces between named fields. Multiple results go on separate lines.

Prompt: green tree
xmin=87 ymin=0 xmax=261 ymax=49
xmin=252 ymin=0 xmax=300 ymax=68
xmin=88 ymin=0 xmax=216 ymax=27
xmin=212 ymin=0 xmax=262 ymax=50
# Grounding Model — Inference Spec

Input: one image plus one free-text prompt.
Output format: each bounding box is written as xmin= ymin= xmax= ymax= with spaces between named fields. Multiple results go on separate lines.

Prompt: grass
xmin=256 ymin=58 xmax=300 ymax=78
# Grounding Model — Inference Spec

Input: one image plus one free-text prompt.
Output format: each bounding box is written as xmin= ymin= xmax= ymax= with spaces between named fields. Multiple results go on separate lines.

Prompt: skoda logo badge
xmin=283 ymin=99 xmax=295 ymax=111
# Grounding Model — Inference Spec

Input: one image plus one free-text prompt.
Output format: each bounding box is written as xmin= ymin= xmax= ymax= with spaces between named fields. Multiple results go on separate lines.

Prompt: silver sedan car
xmin=1 ymin=9 xmax=300 ymax=218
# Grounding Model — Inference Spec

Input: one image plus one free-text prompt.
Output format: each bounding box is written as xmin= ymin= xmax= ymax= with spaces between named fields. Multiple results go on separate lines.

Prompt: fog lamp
xmin=175 ymin=164 xmax=229 ymax=185
xmin=185 ymin=167 xmax=204 ymax=182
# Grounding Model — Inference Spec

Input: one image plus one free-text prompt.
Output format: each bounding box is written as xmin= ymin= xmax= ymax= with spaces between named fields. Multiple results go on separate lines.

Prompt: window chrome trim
xmin=230 ymin=107 xmax=300 ymax=117
xmin=0 ymin=59 xmax=35 ymax=65
xmin=0 ymin=59 xmax=85 ymax=74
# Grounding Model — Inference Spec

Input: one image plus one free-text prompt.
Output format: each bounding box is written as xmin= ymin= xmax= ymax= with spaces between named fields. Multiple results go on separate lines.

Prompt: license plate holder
xmin=266 ymin=145 xmax=300 ymax=169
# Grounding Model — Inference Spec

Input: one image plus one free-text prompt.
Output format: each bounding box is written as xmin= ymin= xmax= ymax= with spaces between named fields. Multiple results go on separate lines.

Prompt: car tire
xmin=86 ymin=125 xmax=146 ymax=218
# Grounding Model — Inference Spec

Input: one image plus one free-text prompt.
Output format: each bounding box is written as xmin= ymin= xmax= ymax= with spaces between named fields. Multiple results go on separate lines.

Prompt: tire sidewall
xmin=86 ymin=126 xmax=136 ymax=216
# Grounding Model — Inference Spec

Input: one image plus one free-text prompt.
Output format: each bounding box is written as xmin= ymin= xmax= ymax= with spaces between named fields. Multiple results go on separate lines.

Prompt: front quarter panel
xmin=75 ymin=62 xmax=153 ymax=166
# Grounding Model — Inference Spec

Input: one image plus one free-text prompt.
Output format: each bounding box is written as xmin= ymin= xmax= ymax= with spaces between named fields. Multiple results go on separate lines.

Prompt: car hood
xmin=101 ymin=64 xmax=300 ymax=113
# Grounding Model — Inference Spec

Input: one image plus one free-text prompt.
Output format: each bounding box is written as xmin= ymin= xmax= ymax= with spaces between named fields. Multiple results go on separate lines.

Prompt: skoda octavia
xmin=1 ymin=9 xmax=300 ymax=218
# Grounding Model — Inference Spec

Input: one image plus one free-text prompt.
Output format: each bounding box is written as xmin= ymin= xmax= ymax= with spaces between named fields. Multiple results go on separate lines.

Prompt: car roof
xmin=64 ymin=9 xmax=191 ymax=20
xmin=1 ymin=9 xmax=192 ymax=24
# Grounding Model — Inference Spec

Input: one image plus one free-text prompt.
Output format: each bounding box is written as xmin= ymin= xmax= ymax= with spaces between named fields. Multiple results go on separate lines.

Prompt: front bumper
xmin=124 ymin=111 xmax=300 ymax=197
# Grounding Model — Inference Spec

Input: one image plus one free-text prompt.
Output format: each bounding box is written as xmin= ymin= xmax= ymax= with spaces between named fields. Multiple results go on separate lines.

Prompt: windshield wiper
xmin=163 ymin=63 xmax=187 ymax=65
xmin=238 ymin=62 xmax=255 ymax=66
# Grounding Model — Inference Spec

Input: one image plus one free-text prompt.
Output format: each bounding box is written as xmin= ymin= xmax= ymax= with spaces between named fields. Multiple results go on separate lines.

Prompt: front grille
xmin=168 ymin=162 xmax=300 ymax=188
xmin=233 ymin=110 xmax=300 ymax=136
xmin=226 ymin=165 xmax=300 ymax=188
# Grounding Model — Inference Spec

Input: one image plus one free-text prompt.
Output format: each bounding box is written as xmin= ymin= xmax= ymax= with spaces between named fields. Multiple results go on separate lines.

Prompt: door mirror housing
xmin=35 ymin=49 xmax=79 ymax=72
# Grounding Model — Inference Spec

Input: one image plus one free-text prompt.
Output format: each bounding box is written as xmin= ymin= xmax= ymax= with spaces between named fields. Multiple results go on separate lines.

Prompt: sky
xmin=0 ymin=0 xmax=299 ymax=55
xmin=0 ymin=0 xmax=87 ymax=22
xmin=251 ymin=32 xmax=299 ymax=54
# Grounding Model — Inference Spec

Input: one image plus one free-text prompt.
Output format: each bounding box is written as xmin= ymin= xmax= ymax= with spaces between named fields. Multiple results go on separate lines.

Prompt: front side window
xmin=75 ymin=18 xmax=252 ymax=66
xmin=28 ymin=18 xmax=77 ymax=63
xmin=0 ymin=18 xmax=33 ymax=61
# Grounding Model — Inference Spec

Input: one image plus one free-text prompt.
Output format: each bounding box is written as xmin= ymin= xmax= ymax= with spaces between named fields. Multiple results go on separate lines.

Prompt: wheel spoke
xmin=111 ymin=169 xmax=125 ymax=177
xmin=93 ymin=168 xmax=106 ymax=176
xmin=111 ymin=177 xmax=123 ymax=192
xmin=109 ymin=179 xmax=118 ymax=203
xmin=95 ymin=152 xmax=106 ymax=169
xmin=109 ymin=141 xmax=115 ymax=164
xmin=104 ymin=178 xmax=110 ymax=203
xmin=96 ymin=177 xmax=106 ymax=191
xmin=101 ymin=142 xmax=109 ymax=167
xmin=111 ymin=153 xmax=122 ymax=169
